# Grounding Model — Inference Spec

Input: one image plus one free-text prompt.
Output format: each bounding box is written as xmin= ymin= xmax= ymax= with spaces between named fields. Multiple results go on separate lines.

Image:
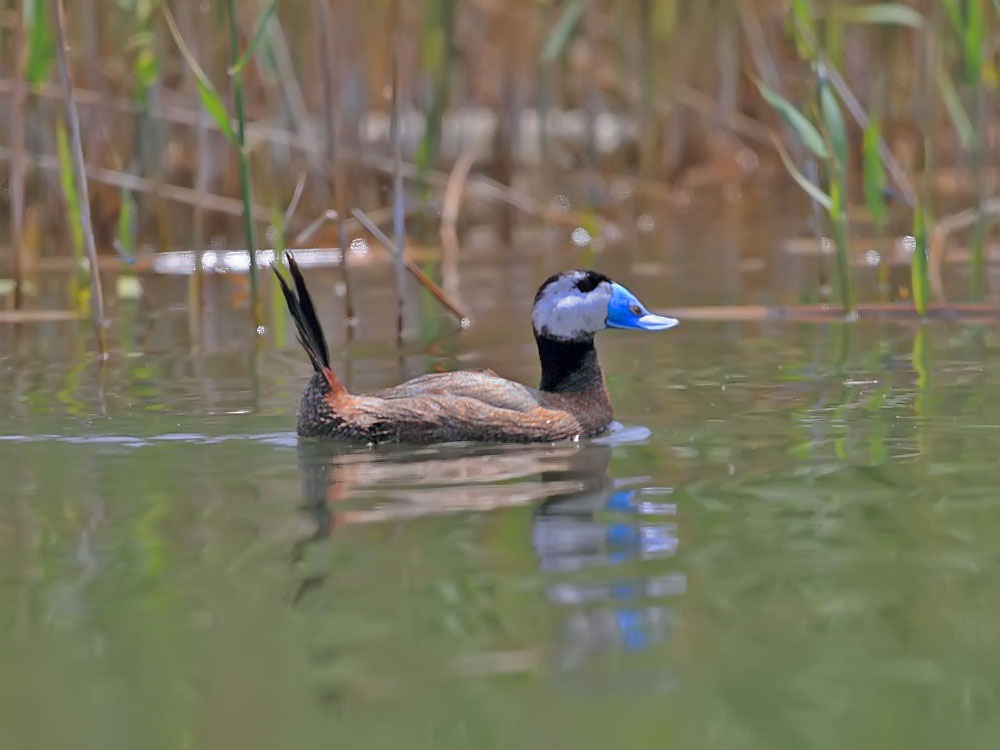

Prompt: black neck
xmin=536 ymin=334 xmax=604 ymax=393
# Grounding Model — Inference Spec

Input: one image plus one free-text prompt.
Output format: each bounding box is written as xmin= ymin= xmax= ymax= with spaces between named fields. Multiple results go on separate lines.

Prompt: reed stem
xmin=970 ymin=79 xmax=987 ymax=300
xmin=391 ymin=1 xmax=407 ymax=344
xmin=226 ymin=0 xmax=261 ymax=331
xmin=352 ymin=208 xmax=467 ymax=322
xmin=637 ymin=0 xmax=655 ymax=179
xmin=831 ymin=209 xmax=854 ymax=316
xmin=315 ymin=0 xmax=355 ymax=332
xmin=52 ymin=0 xmax=107 ymax=355
xmin=9 ymin=2 xmax=27 ymax=310
xmin=190 ymin=8 xmax=209 ymax=349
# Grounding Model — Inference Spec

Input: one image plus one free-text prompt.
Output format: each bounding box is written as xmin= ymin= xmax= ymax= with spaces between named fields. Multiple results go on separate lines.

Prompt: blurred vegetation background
xmin=0 ymin=0 xmax=998 ymax=348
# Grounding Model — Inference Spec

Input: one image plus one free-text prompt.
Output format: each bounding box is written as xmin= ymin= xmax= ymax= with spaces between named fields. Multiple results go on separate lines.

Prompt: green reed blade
xmin=55 ymin=121 xmax=84 ymax=259
xmin=862 ymin=118 xmax=887 ymax=226
xmin=935 ymin=62 xmax=977 ymax=149
xmin=824 ymin=6 xmax=844 ymax=67
xmin=229 ymin=0 xmax=277 ymax=75
xmin=53 ymin=0 xmax=107 ymax=355
xmin=115 ymin=188 xmax=141 ymax=302
xmin=269 ymin=208 xmax=287 ymax=349
xmin=819 ymin=77 xmax=848 ymax=177
xmin=226 ymin=0 xmax=261 ymax=330
xmin=416 ymin=0 xmax=455 ymax=181
xmin=540 ymin=0 xmax=586 ymax=64
xmin=116 ymin=188 xmax=137 ymax=261
xmin=830 ymin=178 xmax=855 ymax=316
xmin=653 ymin=0 xmax=677 ymax=36
xmin=832 ymin=3 xmax=924 ymax=28
xmin=755 ymin=78 xmax=829 ymax=159
xmin=969 ymin=0 xmax=988 ymax=301
xmin=115 ymin=0 xmax=154 ymax=17
xmin=771 ymin=137 xmax=832 ymax=210
xmin=121 ymin=0 xmax=157 ymax=100
xmin=194 ymin=75 xmax=237 ymax=148
xmin=863 ymin=116 xmax=890 ymax=297
xmin=130 ymin=32 xmax=160 ymax=103
xmin=911 ymin=204 xmax=930 ymax=316
xmin=940 ymin=0 xmax=963 ymax=33
xmin=25 ymin=0 xmax=54 ymax=86
xmin=962 ymin=0 xmax=985 ymax=85
xmin=790 ymin=0 xmax=816 ymax=58
xmin=817 ymin=68 xmax=853 ymax=315
xmin=162 ymin=5 xmax=238 ymax=147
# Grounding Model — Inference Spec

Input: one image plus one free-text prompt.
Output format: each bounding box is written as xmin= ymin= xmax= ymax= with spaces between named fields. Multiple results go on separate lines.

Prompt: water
xmin=3 ymin=243 xmax=1000 ymax=748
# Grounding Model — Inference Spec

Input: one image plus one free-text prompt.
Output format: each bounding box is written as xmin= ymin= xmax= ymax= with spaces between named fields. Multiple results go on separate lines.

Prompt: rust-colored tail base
xmin=273 ymin=252 xmax=346 ymax=396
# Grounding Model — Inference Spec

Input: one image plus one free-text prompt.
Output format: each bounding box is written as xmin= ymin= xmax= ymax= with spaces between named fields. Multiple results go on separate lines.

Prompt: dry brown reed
xmin=0 ymin=1 xmax=997 ymax=324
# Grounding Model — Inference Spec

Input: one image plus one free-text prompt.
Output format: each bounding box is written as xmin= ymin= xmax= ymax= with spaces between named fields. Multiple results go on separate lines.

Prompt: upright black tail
xmin=274 ymin=252 xmax=330 ymax=374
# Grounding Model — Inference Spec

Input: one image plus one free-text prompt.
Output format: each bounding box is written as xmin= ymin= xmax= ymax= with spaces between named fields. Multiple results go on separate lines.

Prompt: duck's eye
xmin=629 ymin=304 xmax=642 ymax=316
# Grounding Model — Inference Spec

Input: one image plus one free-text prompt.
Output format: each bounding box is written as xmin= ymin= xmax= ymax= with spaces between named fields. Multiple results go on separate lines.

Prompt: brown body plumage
xmin=295 ymin=367 xmax=611 ymax=443
xmin=275 ymin=254 xmax=672 ymax=444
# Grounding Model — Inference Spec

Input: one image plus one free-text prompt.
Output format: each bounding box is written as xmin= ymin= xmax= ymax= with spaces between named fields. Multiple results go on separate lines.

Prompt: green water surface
xmin=3 ymin=264 xmax=1000 ymax=749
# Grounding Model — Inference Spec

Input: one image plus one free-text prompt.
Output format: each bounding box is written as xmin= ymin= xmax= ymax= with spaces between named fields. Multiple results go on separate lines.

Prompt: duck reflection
xmin=294 ymin=438 xmax=613 ymax=535
xmin=532 ymin=451 xmax=682 ymax=679
xmin=294 ymin=432 xmax=684 ymax=682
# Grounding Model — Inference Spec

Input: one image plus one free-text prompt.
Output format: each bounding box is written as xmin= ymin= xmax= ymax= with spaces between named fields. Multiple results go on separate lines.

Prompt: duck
xmin=274 ymin=252 xmax=678 ymax=444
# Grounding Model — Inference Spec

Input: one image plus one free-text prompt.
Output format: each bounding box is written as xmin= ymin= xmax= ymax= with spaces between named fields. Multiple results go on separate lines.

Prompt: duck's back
xmin=367 ymin=370 xmax=540 ymax=411
xmin=297 ymin=369 xmax=611 ymax=444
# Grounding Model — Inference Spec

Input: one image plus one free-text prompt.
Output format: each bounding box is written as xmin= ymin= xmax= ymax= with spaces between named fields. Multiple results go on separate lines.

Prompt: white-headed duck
xmin=275 ymin=253 xmax=677 ymax=443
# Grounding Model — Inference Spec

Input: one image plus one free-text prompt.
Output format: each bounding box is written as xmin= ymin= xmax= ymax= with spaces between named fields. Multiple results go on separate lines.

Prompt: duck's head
xmin=531 ymin=269 xmax=678 ymax=342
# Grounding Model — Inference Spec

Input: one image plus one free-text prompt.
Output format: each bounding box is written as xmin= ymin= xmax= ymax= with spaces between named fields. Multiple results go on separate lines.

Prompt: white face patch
xmin=532 ymin=271 xmax=613 ymax=341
